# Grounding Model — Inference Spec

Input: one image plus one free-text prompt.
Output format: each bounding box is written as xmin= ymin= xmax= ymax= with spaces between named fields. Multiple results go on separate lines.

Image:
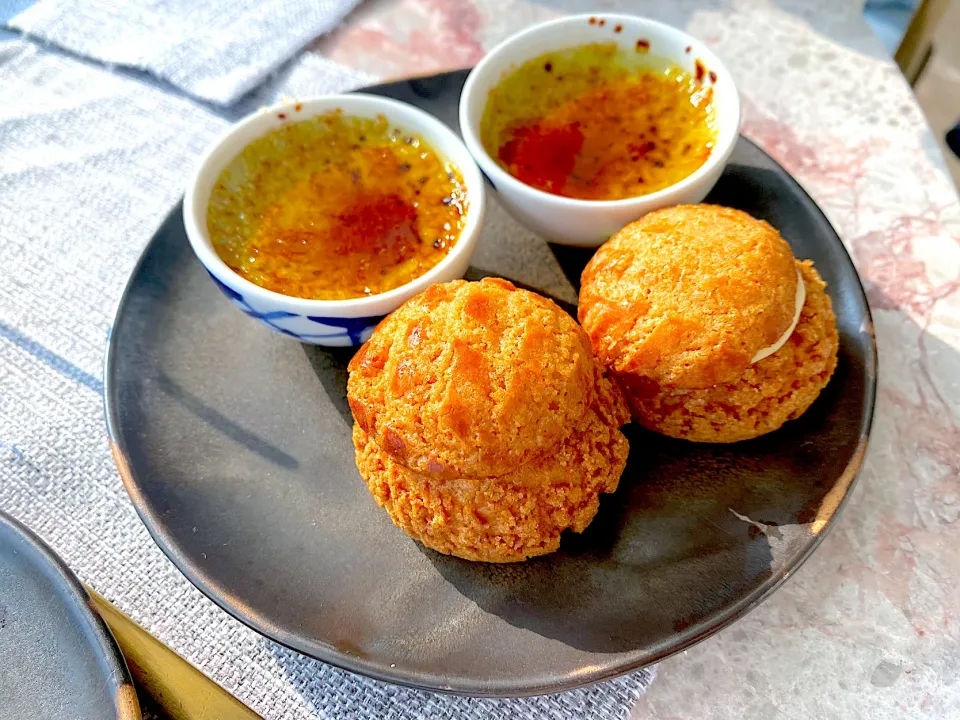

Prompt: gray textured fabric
xmin=0 ymin=37 xmax=655 ymax=718
xmin=8 ymin=0 xmax=360 ymax=104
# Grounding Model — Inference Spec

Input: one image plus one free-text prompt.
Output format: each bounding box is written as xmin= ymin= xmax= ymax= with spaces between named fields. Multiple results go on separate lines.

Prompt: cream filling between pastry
xmin=750 ymin=268 xmax=806 ymax=364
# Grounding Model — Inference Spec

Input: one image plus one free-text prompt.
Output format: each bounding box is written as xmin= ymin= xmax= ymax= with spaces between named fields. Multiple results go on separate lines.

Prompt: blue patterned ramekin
xmin=183 ymin=94 xmax=485 ymax=346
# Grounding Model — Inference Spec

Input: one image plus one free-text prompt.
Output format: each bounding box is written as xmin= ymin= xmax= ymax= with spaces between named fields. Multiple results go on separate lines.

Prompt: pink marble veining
xmin=316 ymin=0 xmax=960 ymax=716
xmin=314 ymin=0 xmax=486 ymax=78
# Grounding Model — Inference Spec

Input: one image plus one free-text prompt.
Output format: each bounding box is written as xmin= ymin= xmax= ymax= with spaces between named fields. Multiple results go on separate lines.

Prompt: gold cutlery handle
xmin=87 ymin=586 xmax=263 ymax=720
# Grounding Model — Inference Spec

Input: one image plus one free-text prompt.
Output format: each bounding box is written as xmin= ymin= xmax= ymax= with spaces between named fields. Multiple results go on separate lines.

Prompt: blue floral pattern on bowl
xmin=207 ymin=272 xmax=381 ymax=346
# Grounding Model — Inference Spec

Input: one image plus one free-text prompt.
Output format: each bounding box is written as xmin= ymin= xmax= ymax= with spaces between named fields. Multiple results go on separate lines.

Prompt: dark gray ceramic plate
xmin=105 ymin=71 xmax=877 ymax=696
xmin=0 ymin=510 xmax=140 ymax=719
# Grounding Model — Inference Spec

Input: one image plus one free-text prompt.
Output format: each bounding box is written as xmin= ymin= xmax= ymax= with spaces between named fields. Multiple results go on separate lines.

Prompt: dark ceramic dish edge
xmin=103 ymin=85 xmax=877 ymax=697
xmin=0 ymin=509 xmax=141 ymax=718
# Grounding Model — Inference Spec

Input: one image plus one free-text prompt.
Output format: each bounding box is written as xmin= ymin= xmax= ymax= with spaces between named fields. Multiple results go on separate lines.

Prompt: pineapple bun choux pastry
xmin=578 ymin=204 xmax=838 ymax=443
xmin=347 ymin=277 xmax=630 ymax=562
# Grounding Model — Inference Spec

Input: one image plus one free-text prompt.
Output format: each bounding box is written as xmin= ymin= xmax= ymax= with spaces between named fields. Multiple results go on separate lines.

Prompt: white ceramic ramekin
xmin=184 ymin=94 xmax=486 ymax=346
xmin=459 ymin=14 xmax=740 ymax=247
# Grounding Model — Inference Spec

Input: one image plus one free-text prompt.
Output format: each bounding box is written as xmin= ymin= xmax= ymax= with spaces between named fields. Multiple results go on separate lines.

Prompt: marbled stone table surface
xmin=315 ymin=0 xmax=960 ymax=717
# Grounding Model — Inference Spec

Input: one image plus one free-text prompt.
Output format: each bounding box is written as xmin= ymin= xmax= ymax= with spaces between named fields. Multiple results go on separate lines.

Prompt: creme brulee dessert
xmin=207 ymin=110 xmax=468 ymax=301
xmin=480 ymin=43 xmax=717 ymax=200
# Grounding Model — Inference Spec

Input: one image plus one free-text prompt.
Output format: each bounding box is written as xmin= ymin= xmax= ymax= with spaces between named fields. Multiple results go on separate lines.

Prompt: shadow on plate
xmin=419 ymin=343 xmax=859 ymax=653
xmin=155 ymin=369 xmax=300 ymax=470
xmin=302 ymin=345 xmax=359 ymax=428
xmin=291 ymin=257 xmax=866 ymax=654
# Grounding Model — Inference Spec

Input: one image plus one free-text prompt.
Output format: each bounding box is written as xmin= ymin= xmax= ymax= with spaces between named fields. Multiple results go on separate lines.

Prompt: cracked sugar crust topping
xmin=579 ymin=204 xmax=799 ymax=389
xmin=351 ymin=369 xmax=630 ymax=562
xmin=347 ymin=277 xmax=598 ymax=478
xmin=621 ymin=260 xmax=838 ymax=442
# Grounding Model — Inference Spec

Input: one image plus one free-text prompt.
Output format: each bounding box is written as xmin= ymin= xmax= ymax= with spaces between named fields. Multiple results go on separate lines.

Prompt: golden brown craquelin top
xmin=347 ymin=277 xmax=597 ymax=478
xmin=578 ymin=204 xmax=799 ymax=389
xmin=352 ymin=370 xmax=630 ymax=562
xmin=624 ymin=260 xmax=838 ymax=442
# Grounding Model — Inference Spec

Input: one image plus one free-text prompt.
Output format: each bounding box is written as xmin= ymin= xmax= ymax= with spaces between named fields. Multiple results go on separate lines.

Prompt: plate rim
xmin=0 ymin=509 xmax=141 ymax=718
xmin=104 ymin=73 xmax=878 ymax=697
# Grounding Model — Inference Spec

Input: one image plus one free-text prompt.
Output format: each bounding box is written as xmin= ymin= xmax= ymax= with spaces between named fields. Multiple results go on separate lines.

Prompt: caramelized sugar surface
xmin=481 ymin=43 xmax=717 ymax=200
xmin=208 ymin=111 xmax=467 ymax=300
